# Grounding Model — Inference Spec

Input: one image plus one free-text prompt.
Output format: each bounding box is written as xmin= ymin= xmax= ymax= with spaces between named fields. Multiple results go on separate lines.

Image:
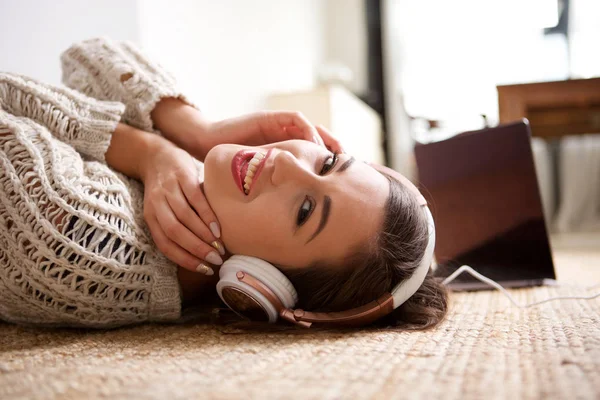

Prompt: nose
xmin=271 ymin=150 xmax=315 ymax=187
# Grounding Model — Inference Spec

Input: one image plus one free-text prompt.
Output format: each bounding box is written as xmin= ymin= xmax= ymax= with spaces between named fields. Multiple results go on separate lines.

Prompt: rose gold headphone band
xmin=236 ymin=271 xmax=395 ymax=328
xmin=236 ymin=271 xmax=312 ymax=327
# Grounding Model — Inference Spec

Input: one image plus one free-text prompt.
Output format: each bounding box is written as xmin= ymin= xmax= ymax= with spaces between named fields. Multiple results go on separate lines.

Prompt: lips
xmin=231 ymin=149 xmax=272 ymax=195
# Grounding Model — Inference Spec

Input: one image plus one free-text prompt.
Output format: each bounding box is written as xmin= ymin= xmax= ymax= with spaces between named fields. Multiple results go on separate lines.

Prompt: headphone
xmin=216 ymin=167 xmax=436 ymax=328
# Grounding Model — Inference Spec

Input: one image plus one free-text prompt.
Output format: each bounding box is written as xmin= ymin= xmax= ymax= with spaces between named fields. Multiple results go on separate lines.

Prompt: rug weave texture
xmin=0 ymin=253 xmax=599 ymax=399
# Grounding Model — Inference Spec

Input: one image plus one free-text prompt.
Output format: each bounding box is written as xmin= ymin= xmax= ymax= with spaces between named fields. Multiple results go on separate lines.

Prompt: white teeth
xmin=242 ymin=151 xmax=266 ymax=195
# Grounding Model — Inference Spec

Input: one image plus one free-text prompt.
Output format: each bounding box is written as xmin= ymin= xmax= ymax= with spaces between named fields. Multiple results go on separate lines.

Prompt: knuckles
xmin=164 ymin=223 xmax=180 ymax=239
xmin=291 ymin=111 xmax=304 ymax=120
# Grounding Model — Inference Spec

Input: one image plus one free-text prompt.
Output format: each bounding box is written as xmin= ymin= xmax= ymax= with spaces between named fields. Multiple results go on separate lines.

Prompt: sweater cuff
xmin=69 ymin=100 xmax=125 ymax=162
xmin=148 ymin=253 xmax=183 ymax=322
xmin=60 ymin=37 xmax=197 ymax=135
xmin=0 ymin=72 xmax=124 ymax=162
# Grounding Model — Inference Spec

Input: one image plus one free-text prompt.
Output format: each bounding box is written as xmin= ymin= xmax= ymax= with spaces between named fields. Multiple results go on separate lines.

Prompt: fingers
xmin=179 ymin=176 xmax=222 ymax=240
xmin=315 ymin=125 xmax=345 ymax=153
xmin=146 ymin=215 xmax=214 ymax=274
xmin=170 ymin=177 xmax=224 ymax=253
xmin=154 ymin=198 xmax=223 ymax=265
xmin=165 ymin=186 xmax=225 ymax=257
xmin=145 ymin=182 xmax=224 ymax=274
xmin=285 ymin=125 xmax=326 ymax=149
xmin=269 ymin=111 xmax=345 ymax=152
xmin=312 ymin=129 xmax=325 ymax=147
xmin=286 ymin=124 xmax=345 ymax=154
xmin=265 ymin=111 xmax=320 ymax=144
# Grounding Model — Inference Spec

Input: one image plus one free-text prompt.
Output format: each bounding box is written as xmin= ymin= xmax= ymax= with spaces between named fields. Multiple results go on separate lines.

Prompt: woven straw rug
xmin=1 ymin=243 xmax=598 ymax=399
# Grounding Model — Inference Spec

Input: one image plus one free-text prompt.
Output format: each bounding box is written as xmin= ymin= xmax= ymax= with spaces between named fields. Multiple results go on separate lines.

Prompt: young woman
xmin=0 ymin=38 xmax=447 ymax=329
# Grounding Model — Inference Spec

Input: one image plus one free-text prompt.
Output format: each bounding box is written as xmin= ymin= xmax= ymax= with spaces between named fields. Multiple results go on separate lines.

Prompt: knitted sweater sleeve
xmin=60 ymin=37 xmax=195 ymax=134
xmin=0 ymin=79 xmax=183 ymax=327
xmin=0 ymin=72 xmax=124 ymax=162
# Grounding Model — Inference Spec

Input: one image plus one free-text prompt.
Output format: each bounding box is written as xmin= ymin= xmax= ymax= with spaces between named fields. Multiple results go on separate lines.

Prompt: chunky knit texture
xmin=61 ymin=37 xmax=195 ymax=134
xmin=0 ymin=38 xmax=191 ymax=328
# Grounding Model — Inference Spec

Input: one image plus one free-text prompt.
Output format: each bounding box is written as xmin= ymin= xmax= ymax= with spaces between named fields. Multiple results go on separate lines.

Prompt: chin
xmin=203 ymin=143 xmax=241 ymax=219
xmin=204 ymin=144 xmax=229 ymax=178
xmin=202 ymin=145 xmax=224 ymax=207
xmin=204 ymin=144 xmax=224 ymax=166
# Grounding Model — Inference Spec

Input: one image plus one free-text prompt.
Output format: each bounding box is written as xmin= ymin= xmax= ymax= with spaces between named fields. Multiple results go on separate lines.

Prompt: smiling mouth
xmin=231 ymin=149 xmax=272 ymax=195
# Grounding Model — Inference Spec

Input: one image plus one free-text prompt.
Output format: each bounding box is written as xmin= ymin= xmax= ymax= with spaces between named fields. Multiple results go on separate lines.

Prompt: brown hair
xmin=282 ymin=173 xmax=448 ymax=330
xmin=193 ymin=173 xmax=448 ymax=332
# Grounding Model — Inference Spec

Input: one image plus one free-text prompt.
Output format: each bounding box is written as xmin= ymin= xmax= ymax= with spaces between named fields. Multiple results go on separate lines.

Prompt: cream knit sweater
xmin=0 ymin=38 xmax=196 ymax=328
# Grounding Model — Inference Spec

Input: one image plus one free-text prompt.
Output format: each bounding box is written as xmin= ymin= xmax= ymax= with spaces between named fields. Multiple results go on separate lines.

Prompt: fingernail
xmin=210 ymin=222 xmax=221 ymax=238
xmin=211 ymin=240 xmax=226 ymax=256
xmin=206 ymin=251 xmax=223 ymax=266
xmin=196 ymin=263 xmax=214 ymax=276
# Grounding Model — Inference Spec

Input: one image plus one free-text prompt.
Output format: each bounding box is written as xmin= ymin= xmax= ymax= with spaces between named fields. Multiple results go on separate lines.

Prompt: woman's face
xmin=203 ymin=140 xmax=389 ymax=270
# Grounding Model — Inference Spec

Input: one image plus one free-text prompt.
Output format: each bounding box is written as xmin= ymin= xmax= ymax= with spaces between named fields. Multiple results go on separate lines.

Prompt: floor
xmin=0 ymin=233 xmax=598 ymax=400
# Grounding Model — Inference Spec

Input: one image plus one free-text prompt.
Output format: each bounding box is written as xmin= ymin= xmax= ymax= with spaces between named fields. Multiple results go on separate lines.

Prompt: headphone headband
xmin=362 ymin=164 xmax=436 ymax=307
xmin=390 ymin=206 xmax=435 ymax=308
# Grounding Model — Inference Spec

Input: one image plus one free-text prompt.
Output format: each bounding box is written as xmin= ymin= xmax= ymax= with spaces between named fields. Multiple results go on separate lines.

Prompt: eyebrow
xmin=337 ymin=156 xmax=355 ymax=173
xmin=305 ymin=156 xmax=356 ymax=244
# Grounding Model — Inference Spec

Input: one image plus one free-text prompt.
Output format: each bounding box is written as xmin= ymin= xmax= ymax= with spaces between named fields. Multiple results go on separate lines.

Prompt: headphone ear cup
xmin=217 ymin=255 xmax=298 ymax=323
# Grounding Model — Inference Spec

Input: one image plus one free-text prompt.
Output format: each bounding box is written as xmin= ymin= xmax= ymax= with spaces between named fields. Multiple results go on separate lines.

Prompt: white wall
xmin=137 ymin=0 xmax=325 ymax=119
xmin=0 ymin=0 xmax=325 ymax=120
xmin=0 ymin=0 xmax=140 ymax=85
xmin=323 ymin=0 xmax=368 ymax=94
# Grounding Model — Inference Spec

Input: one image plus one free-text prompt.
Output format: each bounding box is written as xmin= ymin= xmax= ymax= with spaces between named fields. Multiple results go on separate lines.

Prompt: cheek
xmin=213 ymin=200 xmax=243 ymax=250
xmin=219 ymin=197 xmax=288 ymax=256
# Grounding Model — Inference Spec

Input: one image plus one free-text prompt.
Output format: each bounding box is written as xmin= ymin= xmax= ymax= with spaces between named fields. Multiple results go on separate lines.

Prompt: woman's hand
xmin=150 ymin=98 xmax=345 ymax=161
xmin=139 ymin=136 xmax=225 ymax=275
xmin=207 ymin=111 xmax=345 ymax=154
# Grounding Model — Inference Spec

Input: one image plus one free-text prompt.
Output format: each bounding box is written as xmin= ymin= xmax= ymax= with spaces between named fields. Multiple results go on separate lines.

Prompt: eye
xmin=297 ymin=196 xmax=314 ymax=226
xmin=319 ymin=152 xmax=338 ymax=175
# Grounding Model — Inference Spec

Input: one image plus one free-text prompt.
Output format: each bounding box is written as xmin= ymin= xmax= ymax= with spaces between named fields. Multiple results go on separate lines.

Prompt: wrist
xmin=106 ymin=123 xmax=166 ymax=182
xmin=151 ymin=97 xmax=212 ymax=155
xmin=138 ymin=133 xmax=168 ymax=183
